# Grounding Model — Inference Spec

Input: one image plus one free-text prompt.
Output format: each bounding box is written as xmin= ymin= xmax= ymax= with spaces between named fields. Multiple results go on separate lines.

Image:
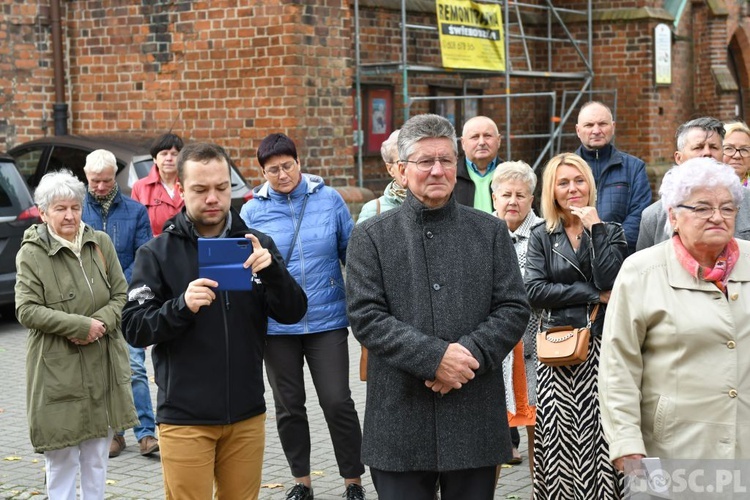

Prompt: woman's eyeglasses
xmin=677 ymin=204 xmax=738 ymax=220
xmin=264 ymin=161 xmax=297 ymax=176
xmin=723 ymin=146 xmax=750 ymax=159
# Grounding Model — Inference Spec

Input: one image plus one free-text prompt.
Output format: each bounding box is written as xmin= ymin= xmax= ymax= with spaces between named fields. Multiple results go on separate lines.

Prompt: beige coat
xmin=599 ymin=238 xmax=750 ymax=461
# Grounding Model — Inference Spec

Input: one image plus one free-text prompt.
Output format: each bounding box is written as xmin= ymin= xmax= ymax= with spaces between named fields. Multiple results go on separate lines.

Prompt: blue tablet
xmin=197 ymin=238 xmax=254 ymax=291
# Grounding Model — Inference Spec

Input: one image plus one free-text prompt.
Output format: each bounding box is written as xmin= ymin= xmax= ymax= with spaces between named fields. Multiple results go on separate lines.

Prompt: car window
xmin=0 ymin=161 xmax=27 ymax=218
xmin=10 ymin=148 xmax=43 ymax=186
xmin=48 ymin=146 xmax=90 ymax=185
xmin=133 ymin=157 xmax=153 ymax=179
xmin=230 ymin=166 xmax=246 ymax=188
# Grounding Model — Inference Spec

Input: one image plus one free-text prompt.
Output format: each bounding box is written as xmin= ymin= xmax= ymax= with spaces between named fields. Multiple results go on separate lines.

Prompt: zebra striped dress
xmin=533 ymin=334 xmax=622 ymax=499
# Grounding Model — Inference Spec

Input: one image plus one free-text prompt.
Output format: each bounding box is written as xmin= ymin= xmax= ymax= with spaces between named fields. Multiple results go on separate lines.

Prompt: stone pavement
xmin=0 ymin=317 xmax=532 ymax=499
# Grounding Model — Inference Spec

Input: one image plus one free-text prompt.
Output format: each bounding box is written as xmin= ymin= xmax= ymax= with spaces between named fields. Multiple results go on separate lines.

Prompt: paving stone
xmin=0 ymin=319 xmax=532 ymax=499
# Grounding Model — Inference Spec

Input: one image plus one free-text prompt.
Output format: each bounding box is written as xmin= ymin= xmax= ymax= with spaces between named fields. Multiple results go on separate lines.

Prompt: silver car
xmin=0 ymin=154 xmax=42 ymax=318
xmin=8 ymin=135 xmax=253 ymax=210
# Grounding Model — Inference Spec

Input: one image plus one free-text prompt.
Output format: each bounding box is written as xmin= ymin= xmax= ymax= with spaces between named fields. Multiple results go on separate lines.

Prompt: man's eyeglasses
xmin=677 ymin=204 xmax=738 ymax=220
xmin=723 ymin=146 xmax=750 ymax=158
xmin=264 ymin=161 xmax=297 ymax=176
xmin=402 ymin=157 xmax=457 ymax=172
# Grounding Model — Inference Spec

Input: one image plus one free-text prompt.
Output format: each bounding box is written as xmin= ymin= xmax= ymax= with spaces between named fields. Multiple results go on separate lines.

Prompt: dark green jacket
xmin=15 ymin=223 xmax=138 ymax=453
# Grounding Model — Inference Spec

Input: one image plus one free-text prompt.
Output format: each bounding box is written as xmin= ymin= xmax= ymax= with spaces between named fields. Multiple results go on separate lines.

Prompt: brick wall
xmin=3 ymin=0 xmax=750 ymax=198
xmin=4 ymin=0 xmax=354 ymax=188
xmin=1 ymin=2 xmax=56 ymax=146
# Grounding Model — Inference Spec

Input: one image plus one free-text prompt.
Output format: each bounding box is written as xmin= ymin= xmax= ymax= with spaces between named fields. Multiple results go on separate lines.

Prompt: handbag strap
xmin=94 ymin=244 xmax=108 ymax=278
xmin=284 ymin=195 xmax=309 ymax=264
xmin=585 ymin=303 xmax=601 ymax=328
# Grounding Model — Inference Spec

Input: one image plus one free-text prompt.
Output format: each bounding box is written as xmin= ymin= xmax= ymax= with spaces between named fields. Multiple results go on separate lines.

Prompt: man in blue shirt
xmin=574 ymin=101 xmax=652 ymax=253
xmin=81 ymin=149 xmax=157 ymax=458
xmin=455 ymin=116 xmax=502 ymax=213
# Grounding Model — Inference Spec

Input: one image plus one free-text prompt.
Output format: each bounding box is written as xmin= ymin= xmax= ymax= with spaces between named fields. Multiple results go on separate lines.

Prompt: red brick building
xmin=2 ymin=0 xmax=750 ymax=199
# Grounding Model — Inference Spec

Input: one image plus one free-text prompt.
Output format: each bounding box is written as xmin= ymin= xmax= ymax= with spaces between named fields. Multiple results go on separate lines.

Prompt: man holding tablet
xmin=123 ymin=142 xmax=307 ymax=500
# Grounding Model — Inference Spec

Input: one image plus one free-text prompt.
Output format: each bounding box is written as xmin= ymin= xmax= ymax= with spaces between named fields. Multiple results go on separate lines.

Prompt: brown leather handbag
xmin=537 ymin=304 xmax=599 ymax=367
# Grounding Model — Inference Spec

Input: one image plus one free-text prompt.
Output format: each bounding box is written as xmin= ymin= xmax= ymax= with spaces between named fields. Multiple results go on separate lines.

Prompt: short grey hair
xmin=34 ymin=170 xmax=87 ymax=213
xmin=675 ymin=117 xmax=725 ymax=152
xmin=380 ymin=129 xmax=400 ymax=164
xmin=398 ymin=114 xmax=457 ymax=161
xmin=659 ymin=157 xmax=744 ymax=211
xmin=491 ymin=161 xmax=537 ymax=193
xmin=84 ymin=149 xmax=117 ymax=175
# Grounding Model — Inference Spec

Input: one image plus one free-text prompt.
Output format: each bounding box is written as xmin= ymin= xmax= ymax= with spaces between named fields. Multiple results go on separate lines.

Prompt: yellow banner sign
xmin=436 ymin=0 xmax=505 ymax=72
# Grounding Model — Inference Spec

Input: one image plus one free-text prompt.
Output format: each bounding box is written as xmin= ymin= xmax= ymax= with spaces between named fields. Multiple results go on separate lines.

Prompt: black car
xmin=0 ymin=154 xmax=42 ymax=317
xmin=7 ymin=135 xmax=253 ymax=210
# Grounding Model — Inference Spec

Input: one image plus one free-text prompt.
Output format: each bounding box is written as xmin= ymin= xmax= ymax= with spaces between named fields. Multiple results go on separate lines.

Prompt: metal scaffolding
xmin=353 ymin=0 xmax=598 ymax=184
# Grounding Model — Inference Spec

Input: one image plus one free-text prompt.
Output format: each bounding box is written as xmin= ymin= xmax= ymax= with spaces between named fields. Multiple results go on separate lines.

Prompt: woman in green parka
xmin=15 ymin=170 xmax=138 ymax=499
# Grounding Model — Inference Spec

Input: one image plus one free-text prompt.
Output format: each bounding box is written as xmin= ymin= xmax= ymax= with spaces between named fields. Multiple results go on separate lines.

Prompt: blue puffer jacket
xmin=576 ymin=144 xmax=652 ymax=254
xmin=82 ymin=190 xmax=153 ymax=282
xmin=240 ymin=174 xmax=353 ymax=335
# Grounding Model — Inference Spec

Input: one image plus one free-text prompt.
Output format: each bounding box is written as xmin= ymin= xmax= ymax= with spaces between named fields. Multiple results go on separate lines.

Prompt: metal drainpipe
xmin=50 ymin=0 xmax=68 ymax=135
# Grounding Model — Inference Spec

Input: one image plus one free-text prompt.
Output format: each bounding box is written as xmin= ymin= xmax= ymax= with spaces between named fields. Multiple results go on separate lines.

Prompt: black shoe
xmin=286 ymin=483 xmax=313 ymax=500
xmin=343 ymin=483 xmax=365 ymax=500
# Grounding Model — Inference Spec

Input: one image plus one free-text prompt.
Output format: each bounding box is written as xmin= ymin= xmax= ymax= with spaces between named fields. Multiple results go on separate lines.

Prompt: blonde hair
xmin=540 ymin=153 xmax=597 ymax=232
xmin=724 ymin=121 xmax=750 ymax=140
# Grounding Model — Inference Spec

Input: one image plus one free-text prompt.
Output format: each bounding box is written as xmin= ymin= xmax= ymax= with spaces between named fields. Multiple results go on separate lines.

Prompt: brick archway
xmin=729 ymin=26 xmax=750 ymax=121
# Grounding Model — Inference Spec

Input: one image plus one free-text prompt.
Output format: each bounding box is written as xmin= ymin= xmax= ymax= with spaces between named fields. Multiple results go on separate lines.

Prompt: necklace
xmin=576 ymin=232 xmax=582 ymax=240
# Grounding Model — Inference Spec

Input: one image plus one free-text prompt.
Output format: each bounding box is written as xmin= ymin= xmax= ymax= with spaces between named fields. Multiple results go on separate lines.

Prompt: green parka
xmin=15 ymin=223 xmax=138 ymax=453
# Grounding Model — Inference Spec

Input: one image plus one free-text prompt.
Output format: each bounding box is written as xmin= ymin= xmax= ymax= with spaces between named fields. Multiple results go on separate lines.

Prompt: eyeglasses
xmin=264 ymin=161 xmax=297 ymax=176
xmin=723 ymin=146 xmax=750 ymax=158
xmin=677 ymin=204 xmax=738 ymax=220
xmin=402 ymin=157 xmax=457 ymax=172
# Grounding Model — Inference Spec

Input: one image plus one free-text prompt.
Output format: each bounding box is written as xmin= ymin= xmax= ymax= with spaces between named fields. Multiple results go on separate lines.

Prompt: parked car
xmin=7 ymin=135 xmax=253 ymax=210
xmin=0 ymin=154 xmax=42 ymax=318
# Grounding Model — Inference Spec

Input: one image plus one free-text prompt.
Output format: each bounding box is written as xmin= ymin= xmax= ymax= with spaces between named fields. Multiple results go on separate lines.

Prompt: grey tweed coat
xmin=346 ymin=193 xmax=531 ymax=472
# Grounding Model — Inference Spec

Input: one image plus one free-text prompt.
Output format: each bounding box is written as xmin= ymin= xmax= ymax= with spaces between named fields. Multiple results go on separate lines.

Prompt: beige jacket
xmin=599 ymin=238 xmax=750 ymax=461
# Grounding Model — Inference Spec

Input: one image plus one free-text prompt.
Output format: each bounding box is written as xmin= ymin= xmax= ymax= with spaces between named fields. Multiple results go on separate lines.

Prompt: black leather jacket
xmin=524 ymin=221 xmax=627 ymax=336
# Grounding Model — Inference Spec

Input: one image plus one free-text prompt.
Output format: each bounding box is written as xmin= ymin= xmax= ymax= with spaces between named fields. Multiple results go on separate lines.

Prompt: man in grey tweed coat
xmin=346 ymin=114 xmax=531 ymax=500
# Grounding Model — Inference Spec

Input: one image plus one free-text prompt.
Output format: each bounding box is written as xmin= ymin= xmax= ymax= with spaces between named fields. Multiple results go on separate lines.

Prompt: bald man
xmin=456 ymin=116 xmax=503 ymax=212
xmin=574 ymin=101 xmax=651 ymax=253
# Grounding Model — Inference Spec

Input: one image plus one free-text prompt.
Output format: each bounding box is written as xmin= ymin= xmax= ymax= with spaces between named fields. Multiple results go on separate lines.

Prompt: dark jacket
xmin=524 ymin=221 xmax=627 ymax=336
xmin=122 ymin=209 xmax=307 ymax=425
xmin=453 ymin=153 xmax=498 ymax=208
xmin=82 ymin=190 xmax=153 ymax=282
xmin=346 ymin=193 xmax=530 ymax=471
xmin=576 ymin=144 xmax=651 ymax=253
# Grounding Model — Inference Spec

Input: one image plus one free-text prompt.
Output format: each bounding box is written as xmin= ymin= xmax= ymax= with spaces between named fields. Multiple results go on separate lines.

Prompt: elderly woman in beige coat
xmin=600 ymin=157 xmax=750 ymax=472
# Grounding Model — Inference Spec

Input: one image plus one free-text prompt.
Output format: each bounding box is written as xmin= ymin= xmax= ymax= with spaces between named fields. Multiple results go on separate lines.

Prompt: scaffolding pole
xmin=353 ymin=0 xmax=596 ymax=184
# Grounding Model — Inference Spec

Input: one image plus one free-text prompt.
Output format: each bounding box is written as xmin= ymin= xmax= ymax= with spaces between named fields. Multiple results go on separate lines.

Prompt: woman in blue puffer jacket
xmin=240 ymin=133 xmax=365 ymax=500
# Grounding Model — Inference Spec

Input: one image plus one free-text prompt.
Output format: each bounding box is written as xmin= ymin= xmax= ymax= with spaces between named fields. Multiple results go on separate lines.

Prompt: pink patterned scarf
xmin=672 ymin=235 xmax=739 ymax=294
